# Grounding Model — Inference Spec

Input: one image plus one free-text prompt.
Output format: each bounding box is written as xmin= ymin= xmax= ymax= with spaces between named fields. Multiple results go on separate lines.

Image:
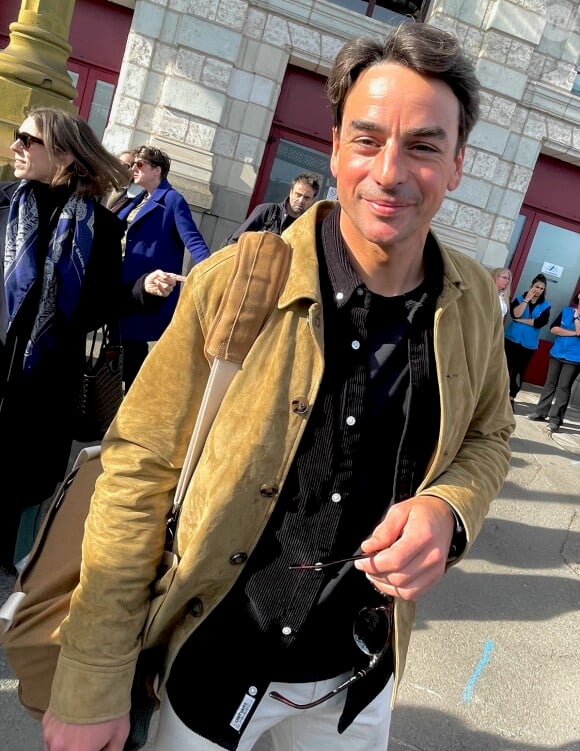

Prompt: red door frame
xmin=510 ymin=207 xmax=580 ymax=385
xmin=249 ymin=65 xmax=333 ymax=212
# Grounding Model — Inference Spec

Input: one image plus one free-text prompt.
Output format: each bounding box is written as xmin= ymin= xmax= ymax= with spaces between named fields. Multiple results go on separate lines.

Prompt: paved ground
xmin=1 ymin=384 xmax=579 ymax=750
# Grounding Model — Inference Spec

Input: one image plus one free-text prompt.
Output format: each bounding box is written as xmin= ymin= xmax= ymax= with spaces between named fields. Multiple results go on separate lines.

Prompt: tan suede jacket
xmin=50 ymin=201 xmax=514 ymax=723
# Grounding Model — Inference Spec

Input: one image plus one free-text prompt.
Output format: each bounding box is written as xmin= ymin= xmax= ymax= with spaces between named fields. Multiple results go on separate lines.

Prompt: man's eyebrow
xmin=348 ymin=120 xmax=450 ymax=142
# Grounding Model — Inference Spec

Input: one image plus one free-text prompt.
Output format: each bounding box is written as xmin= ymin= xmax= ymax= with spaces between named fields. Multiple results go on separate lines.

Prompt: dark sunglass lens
xmin=353 ymin=606 xmax=391 ymax=656
xmin=15 ymin=131 xmax=28 ymax=148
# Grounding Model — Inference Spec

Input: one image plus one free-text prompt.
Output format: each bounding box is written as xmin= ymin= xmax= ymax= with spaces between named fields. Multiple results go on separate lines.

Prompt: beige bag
xmin=0 ymin=231 xmax=291 ymax=727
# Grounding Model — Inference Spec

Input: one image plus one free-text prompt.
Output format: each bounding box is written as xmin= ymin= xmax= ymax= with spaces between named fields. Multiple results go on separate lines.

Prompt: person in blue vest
xmin=504 ymin=273 xmax=551 ymax=408
xmin=527 ymin=290 xmax=580 ymax=431
xmin=115 ymin=145 xmax=210 ymax=390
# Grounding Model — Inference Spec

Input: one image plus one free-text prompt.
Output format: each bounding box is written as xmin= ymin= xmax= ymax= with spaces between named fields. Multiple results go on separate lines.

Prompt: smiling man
xmin=44 ymin=24 xmax=514 ymax=751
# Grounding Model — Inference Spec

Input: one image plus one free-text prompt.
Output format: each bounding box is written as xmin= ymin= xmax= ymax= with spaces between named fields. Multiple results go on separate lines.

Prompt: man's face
xmin=330 ymin=62 xmax=464 ymax=257
xmin=287 ymin=180 xmax=317 ymax=217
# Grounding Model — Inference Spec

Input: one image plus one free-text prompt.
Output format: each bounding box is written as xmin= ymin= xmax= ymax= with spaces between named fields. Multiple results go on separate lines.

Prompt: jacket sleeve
xmin=416 ymin=272 xmax=514 ymax=557
xmin=225 ymin=204 xmax=272 ymax=244
xmin=49 ymin=263 xmax=217 ymax=723
xmin=172 ymin=192 xmax=210 ymax=265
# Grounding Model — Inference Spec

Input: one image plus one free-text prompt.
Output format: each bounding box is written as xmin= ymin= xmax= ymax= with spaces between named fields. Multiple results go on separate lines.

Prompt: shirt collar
xmin=320 ymin=205 xmax=443 ymax=310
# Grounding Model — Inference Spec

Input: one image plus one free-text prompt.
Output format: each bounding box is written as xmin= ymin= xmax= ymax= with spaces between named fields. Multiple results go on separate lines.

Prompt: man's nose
xmin=371 ymin=143 xmax=407 ymax=185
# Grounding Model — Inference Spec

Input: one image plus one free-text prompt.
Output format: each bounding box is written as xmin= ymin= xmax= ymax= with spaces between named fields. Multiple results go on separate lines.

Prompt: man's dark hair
xmin=326 ymin=23 xmax=480 ymax=149
xmin=291 ymin=172 xmax=320 ymax=196
xmin=134 ymin=145 xmax=172 ymax=180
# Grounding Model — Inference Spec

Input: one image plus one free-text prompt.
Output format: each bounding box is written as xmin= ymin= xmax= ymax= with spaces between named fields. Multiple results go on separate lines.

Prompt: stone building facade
xmin=101 ymin=0 xmax=580 ymax=267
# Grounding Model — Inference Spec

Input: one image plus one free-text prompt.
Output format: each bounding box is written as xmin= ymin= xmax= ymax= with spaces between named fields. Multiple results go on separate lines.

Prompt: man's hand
xmin=42 ymin=710 xmax=130 ymax=751
xmin=144 ymin=269 xmax=186 ymax=297
xmin=354 ymin=495 xmax=456 ymax=601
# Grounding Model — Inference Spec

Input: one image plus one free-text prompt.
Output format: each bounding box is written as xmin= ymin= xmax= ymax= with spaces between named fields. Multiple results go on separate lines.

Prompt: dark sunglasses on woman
xmin=14 ymin=131 xmax=44 ymax=149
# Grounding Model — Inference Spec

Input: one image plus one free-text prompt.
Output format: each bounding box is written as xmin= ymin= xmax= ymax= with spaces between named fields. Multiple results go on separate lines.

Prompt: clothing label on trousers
xmin=230 ymin=691 xmax=256 ymax=732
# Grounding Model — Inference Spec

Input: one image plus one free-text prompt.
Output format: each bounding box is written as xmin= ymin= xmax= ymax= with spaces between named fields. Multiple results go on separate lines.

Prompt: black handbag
xmin=74 ymin=324 xmax=124 ymax=442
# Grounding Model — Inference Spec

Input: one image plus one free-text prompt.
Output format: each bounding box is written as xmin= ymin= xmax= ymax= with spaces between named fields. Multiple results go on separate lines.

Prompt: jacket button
xmin=260 ymin=483 xmax=278 ymax=498
xmin=188 ymin=597 xmax=203 ymax=617
xmin=291 ymin=397 xmax=309 ymax=414
xmin=230 ymin=552 xmax=248 ymax=565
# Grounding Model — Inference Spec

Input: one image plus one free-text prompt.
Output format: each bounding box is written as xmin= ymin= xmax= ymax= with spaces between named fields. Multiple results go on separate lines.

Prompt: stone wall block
xmin=476 ymin=59 xmax=527 ymax=99
xmin=489 ymin=96 xmax=517 ymax=127
xmin=213 ymin=129 xmax=238 ymax=157
xmin=452 ymin=175 xmax=491 ymax=209
xmin=471 ymin=151 xmax=500 ymax=180
xmin=185 ymin=121 xmax=216 ymax=151
xmin=235 ymin=133 xmax=260 ymax=163
xmin=162 ymin=80 xmax=226 ymax=123
xmin=470 ymin=120 xmax=510 ymax=155
xmin=484 ymin=2 xmax=544 ymax=45
xmin=289 ymin=23 xmax=321 ymax=57
xmin=160 ymin=10 xmax=178 ymax=44
xmin=507 ymin=39 xmax=534 ymax=72
xmin=456 ymin=205 xmax=493 ymax=236
xmin=263 ymin=15 xmax=291 ymax=47
xmin=244 ymin=8 xmax=267 ymax=40
xmin=480 ymin=29 xmax=511 ymax=63
xmin=126 ymin=32 xmax=154 ymax=68
xmin=203 ymin=58 xmax=232 ymax=92
xmin=493 ymin=159 xmax=512 ymax=187
xmin=498 ymin=188 xmax=524 ymax=218
xmin=143 ymin=71 xmax=165 ymax=105
xmin=174 ymin=49 xmax=204 ymax=82
xmin=179 ymin=16 xmax=242 ymax=62
xmin=546 ymin=118 xmax=572 ymax=149
xmin=152 ymin=42 xmax=176 ymax=76
xmin=508 ymin=164 xmax=533 ymax=192
xmin=492 ymin=216 xmax=516 ymax=243
xmin=216 ymin=0 xmax=248 ymax=31
xmin=523 ymin=111 xmax=547 ymax=140
xmin=132 ymin=1 xmax=165 ymax=39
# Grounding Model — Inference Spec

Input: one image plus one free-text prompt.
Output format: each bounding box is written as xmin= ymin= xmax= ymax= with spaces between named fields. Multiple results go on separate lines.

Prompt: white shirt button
xmin=282 ymin=625 xmax=292 ymax=636
xmin=248 ymin=686 xmax=258 ymax=696
xmin=352 ymin=340 xmax=360 ymax=350
xmin=356 ymin=287 xmax=364 ymax=296
xmin=336 ymin=292 xmax=344 ymax=301
xmin=346 ymin=415 xmax=356 ymax=426
xmin=331 ymin=492 xmax=342 ymax=503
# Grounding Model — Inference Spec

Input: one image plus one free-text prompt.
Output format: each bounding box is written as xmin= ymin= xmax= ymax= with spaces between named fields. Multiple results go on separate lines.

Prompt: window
xmin=326 ymin=0 xmax=426 ymax=21
xmin=573 ymin=70 xmax=580 ymax=97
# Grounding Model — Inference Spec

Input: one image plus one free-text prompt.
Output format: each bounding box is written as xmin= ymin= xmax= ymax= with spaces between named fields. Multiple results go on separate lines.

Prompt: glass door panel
xmin=262 ymin=139 xmax=334 ymax=205
xmin=513 ymin=219 xmax=580 ymax=343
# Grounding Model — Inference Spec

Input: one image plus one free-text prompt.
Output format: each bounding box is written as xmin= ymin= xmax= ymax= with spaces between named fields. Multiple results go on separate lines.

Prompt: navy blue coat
xmin=120 ymin=179 xmax=210 ymax=341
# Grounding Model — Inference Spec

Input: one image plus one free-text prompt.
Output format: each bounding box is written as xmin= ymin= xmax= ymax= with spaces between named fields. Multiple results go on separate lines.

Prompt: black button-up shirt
xmin=167 ymin=206 xmax=442 ymax=748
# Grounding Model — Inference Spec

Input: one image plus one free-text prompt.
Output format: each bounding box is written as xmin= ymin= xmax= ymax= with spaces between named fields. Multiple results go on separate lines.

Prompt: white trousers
xmin=153 ymin=672 xmax=393 ymax=751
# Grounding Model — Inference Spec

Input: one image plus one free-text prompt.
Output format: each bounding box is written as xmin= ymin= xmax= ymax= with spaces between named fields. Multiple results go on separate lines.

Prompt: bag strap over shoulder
xmin=204 ymin=231 xmax=291 ymax=363
xmin=173 ymin=231 xmax=290 ymax=515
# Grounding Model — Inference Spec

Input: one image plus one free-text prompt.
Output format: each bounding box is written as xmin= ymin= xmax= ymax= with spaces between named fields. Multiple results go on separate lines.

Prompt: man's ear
xmin=447 ymin=146 xmax=465 ymax=192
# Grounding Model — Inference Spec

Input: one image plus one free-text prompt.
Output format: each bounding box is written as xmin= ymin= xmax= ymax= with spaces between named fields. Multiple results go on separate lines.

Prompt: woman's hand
xmin=144 ymin=269 xmax=186 ymax=297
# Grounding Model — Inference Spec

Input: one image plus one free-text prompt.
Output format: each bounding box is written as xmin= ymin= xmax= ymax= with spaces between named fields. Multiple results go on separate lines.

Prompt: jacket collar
xmin=279 ymin=200 xmax=470 ymax=311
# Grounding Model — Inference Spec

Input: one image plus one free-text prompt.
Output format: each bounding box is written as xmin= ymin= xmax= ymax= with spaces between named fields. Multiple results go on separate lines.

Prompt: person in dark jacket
xmin=224 ymin=171 xmax=320 ymax=245
xmin=0 ymin=108 xmax=181 ymax=572
xmin=114 ymin=145 xmax=210 ymax=390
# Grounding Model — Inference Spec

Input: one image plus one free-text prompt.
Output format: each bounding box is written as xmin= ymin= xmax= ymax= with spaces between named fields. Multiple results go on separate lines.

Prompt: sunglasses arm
xmin=269 ymin=655 xmax=382 ymax=710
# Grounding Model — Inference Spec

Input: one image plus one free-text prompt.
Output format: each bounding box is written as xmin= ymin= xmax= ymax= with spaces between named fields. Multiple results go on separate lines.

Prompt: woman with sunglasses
xmin=0 ymin=107 xmax=180 ymax=573
xmin=112 ymin=145 xmax=210 ymax=390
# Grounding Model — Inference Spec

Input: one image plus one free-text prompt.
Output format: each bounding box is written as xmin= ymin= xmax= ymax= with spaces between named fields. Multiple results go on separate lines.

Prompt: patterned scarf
xmin=4 ymin=180 xmax=95 ymax=371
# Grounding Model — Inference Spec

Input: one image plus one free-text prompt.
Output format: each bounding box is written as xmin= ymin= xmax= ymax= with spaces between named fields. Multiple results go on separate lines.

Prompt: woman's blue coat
xmin=120 ymin=178 xmax=209 ymax=341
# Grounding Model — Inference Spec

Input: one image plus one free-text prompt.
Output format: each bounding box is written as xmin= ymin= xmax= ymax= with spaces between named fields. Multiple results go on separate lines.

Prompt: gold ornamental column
xmin=0 ymin=0 xmax=78 ymax=180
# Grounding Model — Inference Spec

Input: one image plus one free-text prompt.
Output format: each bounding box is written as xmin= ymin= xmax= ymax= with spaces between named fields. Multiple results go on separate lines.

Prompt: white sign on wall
xmin=541 ymin=261 xmax=563 ymax=278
